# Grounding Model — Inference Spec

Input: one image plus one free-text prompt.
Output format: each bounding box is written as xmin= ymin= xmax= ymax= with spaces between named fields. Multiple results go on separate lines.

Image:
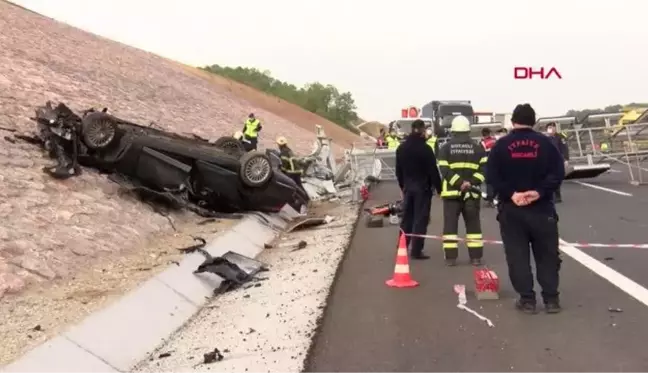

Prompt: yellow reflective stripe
xmin=473 ymin=172 xmax=485 ymax=182
xmin=280 ymin=156 xmax=296 ymax=172
xmin=443 ymin=242 xmax=458 ymax=249
xmin=479 ymin=157 xmax=488 ymax=164
xmin=466 ymin=234 xmax=482 ymax=239
xmin=466 ymin=234 xmax=483 ymax=247
xmin=449 ymin=162 xmax=479 ymax=170
xmin=467 ymin=241 xmax=483 ymax=248
xmin=449 ymin=174 xmax=460 ymax=185
xmin=443 ymin=234 xmax=459 ymax=239
xmin=441 ymin=191 xmax=461 ymax=197
xmin=438 ymin=160 xmax=449 ymax=166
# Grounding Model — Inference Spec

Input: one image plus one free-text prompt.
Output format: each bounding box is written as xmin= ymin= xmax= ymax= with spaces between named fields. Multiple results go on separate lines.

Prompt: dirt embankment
xmin=0 ymin=0 xmax=361 ymax=299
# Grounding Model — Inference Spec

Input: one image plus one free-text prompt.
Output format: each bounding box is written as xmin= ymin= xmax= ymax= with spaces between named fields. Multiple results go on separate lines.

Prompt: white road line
xmin=560 ymin=239 xmax=648 ymax=308
xmin=573 ymin=181 xmax=633 ymax=197
xmin=607 ymin=169 xmax=621 ymax=173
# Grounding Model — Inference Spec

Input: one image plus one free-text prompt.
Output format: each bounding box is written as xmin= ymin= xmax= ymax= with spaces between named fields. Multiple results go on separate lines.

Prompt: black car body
xmin=30 ymin=102 xmax=309 ymax=215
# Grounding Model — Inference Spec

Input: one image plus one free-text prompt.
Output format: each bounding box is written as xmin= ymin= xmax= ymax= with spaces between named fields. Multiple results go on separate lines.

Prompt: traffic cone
xmin=386 ymin=233 xmax=419 ymax=288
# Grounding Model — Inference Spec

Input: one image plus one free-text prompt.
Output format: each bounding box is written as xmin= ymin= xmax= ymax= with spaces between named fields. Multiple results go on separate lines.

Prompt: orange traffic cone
xmin=386 ymin=233 xmax=419 ymax=288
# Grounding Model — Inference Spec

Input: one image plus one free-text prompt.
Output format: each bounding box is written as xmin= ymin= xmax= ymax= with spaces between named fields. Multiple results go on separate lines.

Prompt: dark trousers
xmin=442 ymin=198 xmax=483 ymax=259
xmin=554 ymin=187 xmax=562 ymax=202
xmin=287 ymin=173 xmax=306 ymax=195
xmin=498 ymin=203 xmax=561 ymax=303
xmin=400 ymin=189 xmax=432 ymax=256
xmin=243 ymin=136 xmax=258 ymax=151
xmin=485 ymin=184 xmax=495 ymax=200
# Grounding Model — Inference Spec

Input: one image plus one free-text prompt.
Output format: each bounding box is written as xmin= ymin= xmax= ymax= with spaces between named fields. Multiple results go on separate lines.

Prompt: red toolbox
xmin=474 ymin=268 xmax=500 ymax=300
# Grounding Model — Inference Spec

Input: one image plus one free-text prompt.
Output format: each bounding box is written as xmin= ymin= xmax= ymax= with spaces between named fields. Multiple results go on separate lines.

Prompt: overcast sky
xmin=12 ymin=0 xmax=648 ymax=122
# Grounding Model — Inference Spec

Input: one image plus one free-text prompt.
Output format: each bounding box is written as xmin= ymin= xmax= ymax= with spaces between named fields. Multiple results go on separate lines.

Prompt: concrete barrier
xmin=2 ymin=213 xmax=288 ymax=373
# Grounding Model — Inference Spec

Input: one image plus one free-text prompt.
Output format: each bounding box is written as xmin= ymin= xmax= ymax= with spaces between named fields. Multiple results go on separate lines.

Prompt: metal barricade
xmin=348 ymin=141 xmax=397 ymax=182
xmin=562 ymin=123 xmax=648 ymax=185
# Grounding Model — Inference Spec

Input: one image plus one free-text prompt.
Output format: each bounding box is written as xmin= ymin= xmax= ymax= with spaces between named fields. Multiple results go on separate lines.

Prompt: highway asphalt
xmin=306 ymin=174 xmax=648 ymax=372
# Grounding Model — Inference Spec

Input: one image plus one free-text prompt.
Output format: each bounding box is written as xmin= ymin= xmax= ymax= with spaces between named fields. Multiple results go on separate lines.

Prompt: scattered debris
xmin=194 ymin=250 xmax=268 ymax=295
xmin=197 ymin=218 xmax=218 ymax=225
xmin=454 ymin=284 xmax=495 ymax=327
xmin=286 ymin=217 xmax=330 ymax=233
xmin=32 ymin=325 xmax=42 ymax=332
xmin=177 ymin=237 xmax=207 ymax=254
xmin=290 ymin=240 xmax=308 ymax=252
xmin=604 ymin=257 xmax=614 ymax=261
xmin=158 ymin=352 xmax=172 ymax=359
xmin=3 ymin=136 xmax=16 ymax=143
xmin=608 ymin=307 xmax=623 ymax=313
xmin=264 ymin=243 xmax=274 ymax=249
xmin=203 ymin=348 xmax=224 ymax=364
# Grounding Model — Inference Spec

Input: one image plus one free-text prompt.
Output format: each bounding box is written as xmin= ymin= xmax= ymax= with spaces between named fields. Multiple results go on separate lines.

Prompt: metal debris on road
xmin=290 ymin=240 xmax=308 ymax=252
xmin=202 ymin=348 xmax=224 ymax=364
xmin=177 ymin=236 xmax=207 ymax=254
xmin=608 ymin=307 xmax=623 ymax=313
xmin=193 ymin=249 xmax=268 ymax=295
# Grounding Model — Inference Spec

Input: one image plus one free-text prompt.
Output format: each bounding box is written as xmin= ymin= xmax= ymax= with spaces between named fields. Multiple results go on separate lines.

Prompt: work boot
xmin=445 ymin=258 xmax=457 ymax=267
xmin=544 ymin=299 xmax=562 ymax=314
xmin=515 ymin=298 xmax=538 ymax=314
xmin=43 ymin=165 xmax=76 ymax=180
xmin=470 ymin=258 xmax=483 ymax=266
xmin=411 ymin=253 xmax=430 ymax=260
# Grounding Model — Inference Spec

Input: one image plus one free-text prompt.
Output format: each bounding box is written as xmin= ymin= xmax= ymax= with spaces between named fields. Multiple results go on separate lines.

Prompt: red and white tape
xmin=404 ymin=233 xmax=648 ymax=250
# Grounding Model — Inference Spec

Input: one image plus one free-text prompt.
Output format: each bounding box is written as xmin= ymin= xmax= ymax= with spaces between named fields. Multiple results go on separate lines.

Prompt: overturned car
xmin=28 ymin=101 xmax=310 ymax=216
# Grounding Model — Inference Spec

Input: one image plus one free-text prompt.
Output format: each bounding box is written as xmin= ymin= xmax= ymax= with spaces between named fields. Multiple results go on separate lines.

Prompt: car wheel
xmin=81 ymin=112 xmax=117 ymax=150
xmin=213 ymin=136 xmax=245 ymax=157
xmin=239 ymin=151 xmax=273 ymax=188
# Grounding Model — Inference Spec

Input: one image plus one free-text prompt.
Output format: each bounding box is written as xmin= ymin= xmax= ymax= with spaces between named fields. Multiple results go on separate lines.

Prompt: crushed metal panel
xmin=221 ymin=251 xmax=267 ymax=277
xmin=565 ymin=164 xmax=611 ymax=180
xmin=286 ymin=217 xmax=328 ymax=233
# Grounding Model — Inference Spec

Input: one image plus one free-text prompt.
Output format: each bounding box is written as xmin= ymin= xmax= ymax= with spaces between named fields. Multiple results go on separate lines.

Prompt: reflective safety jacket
xmin=279 ymin=146 xmax=303 ymax=175
xmin=385 ymin=135 xmax=400 ymax=150
xmin=243 ymin=119 xmax=262 ymax=138
xmin=426 ymin=136 xmax=438 ymax=155
xmin=437 ymin=135 xmax=487 ymax=199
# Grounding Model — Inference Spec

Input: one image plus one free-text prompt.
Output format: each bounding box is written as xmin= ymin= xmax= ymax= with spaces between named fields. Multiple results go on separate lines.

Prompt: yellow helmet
xmin=233 ymin=131 xmax=243 ymax=140
xmin=276 ymin=136 xmax=288 ymax=146
xmin=450 ymin=116 xmax=471 ymax=132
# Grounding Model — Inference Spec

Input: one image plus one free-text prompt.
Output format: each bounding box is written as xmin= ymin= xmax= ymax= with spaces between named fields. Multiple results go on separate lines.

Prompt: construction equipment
xmin=420 ymin=100 xmax=475 ymax=137
xmin=364 ymin=200 xmax=403 ymax=228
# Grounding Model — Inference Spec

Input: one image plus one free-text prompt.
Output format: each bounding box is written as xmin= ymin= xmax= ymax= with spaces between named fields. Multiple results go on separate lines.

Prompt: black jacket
xmin=486 ymin=128 xmax=565 ymax=210
xmin=437 ymin=134 xmax=487 ymax=199
xmin=548 ymin=132 xmax=570 ymax=161
xmin=395 ymin=134 xmax=442 ymax=194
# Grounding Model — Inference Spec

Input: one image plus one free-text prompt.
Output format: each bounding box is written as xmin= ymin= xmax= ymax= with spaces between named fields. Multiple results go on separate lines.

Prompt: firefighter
xmin=546 ymin=122 xmax=569 ymax=203
xmin=395 ymin=119 xmax=442 ymax=259
xmin=437 ymin=116 xmax=487 ymax=267
xmin=242 ymin=113 xmax=262 ymax=151
xmin=276 ymin=136 xmax=305 ymax=191
xmin=486 ymin=103 xmax=564 ymax=314
xmin=480 ymin=128 xmax=497 ymax=206
xmin=425 ymin=128 xmax=438 ymax=155
xmin=385 ymin=129 xmax=400 ymax=150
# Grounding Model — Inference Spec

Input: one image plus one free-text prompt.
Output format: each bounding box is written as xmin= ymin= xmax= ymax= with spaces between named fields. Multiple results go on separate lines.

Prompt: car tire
xmin=213 ymin=136 xmax=245 ymax=157
xmin=81 ymin=112 xmax=117 ymax=150
xmin=239 ymin=151 xmax=273 ymax=188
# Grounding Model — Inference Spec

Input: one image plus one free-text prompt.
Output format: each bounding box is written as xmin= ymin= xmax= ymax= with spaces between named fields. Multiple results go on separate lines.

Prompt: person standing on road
xmin=395 ymin=119 xmax=442 ymax=260
xmin=546 ymin=122 xmax=570 ymax=203
xmin=425 ymin=128 xmax=439 ymax=155
xmin=437 ymin=116 xmax=488 ymax=266
xmin=480 ymin=128 xmax=497 ymax=207
xmin=242 ymin=113 xmax=262 ymax=151
xmin=486 ymin=103 xmax=565 ymax=314
xmin=385 ymin=128 xmax=400 ymax=150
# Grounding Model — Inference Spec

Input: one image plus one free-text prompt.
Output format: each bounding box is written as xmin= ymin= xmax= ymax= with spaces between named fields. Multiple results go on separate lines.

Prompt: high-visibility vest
xmin=244 ymin=119 xmax=260 ymax=138
xmin=426 ymin=136 xmax=437 ymax=154
xmin=386 ymin=135 xmax=400 ymax=150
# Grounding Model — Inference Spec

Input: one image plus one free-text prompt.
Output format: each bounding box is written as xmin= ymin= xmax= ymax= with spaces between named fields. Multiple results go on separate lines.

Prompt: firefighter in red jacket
xmin=480 ymin=128 xmax=497 ymax=206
